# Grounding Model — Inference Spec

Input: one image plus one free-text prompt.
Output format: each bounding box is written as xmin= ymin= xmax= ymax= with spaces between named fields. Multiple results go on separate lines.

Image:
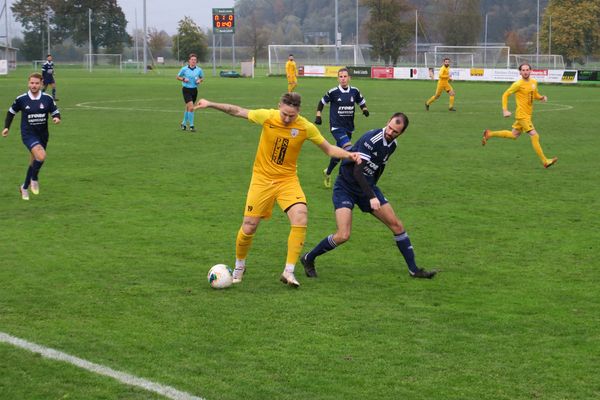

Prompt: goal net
xmin=84 ymin=54 xmax=122 ymax=72
xmin=510 ymin=54 xmax=565 ymax=69
xmin=426 ymin=46 xmax=510 ymax=69
xmin=268 ymin=45 xmax=365 ymax=75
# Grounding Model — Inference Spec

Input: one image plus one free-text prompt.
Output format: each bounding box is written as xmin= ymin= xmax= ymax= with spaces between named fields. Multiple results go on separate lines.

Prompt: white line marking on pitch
xmin=0 ymin=331 xmax=205 ymax=400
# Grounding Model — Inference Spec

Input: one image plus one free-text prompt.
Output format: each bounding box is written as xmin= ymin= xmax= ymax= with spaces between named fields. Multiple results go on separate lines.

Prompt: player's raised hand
xmin=503 ymin=110 xmax=512 ymax=118
xmin=195 ymin=99 xmax=210 ymax=110
xmin=1 ymin=128 xmax=8 ymax=137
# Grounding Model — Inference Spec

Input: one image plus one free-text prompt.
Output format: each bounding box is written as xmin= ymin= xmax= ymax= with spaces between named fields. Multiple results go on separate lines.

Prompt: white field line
xmin=75 ymin=98 xmax=180 ymax=113
xmin=0 ymin=331 xmax=204 ymax=400
xmin=72 ymin=98 xmax=582 ymax=115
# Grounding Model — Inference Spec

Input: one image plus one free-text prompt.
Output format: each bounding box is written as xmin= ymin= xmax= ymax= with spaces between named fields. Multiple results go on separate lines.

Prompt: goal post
xmin=510 ymin=54 xmax=565 ymax=69
xmin=84 ymin=54 xmax=123 ymax=72
xmin=425 ymin=52 xmax=475 ymax=68
xmin=432 ymin=46 xmax=510 ymax=69
xmin=268 ymin=45 xmax=364 ymax=75
xmin=32 ymin=59 xmax=46 ymax=71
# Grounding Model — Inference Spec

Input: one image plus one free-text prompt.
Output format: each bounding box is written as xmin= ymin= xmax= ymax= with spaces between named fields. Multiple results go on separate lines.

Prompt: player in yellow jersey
xmin=425 ymin=57 xmax=456 ymax=111
xmin=482 ymin=63 xmax=557 ymax=168
xmin=195 ymin=92 xmax=361 ymax=287
xmin=285 ymin=54 xmax=298 ymax=92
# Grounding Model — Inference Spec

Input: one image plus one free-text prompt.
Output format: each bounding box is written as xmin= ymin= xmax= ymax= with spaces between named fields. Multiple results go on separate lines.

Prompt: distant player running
xmin=177 ymin=53 xmax=204 ymax=132
xmin=2 ymin=73 xmax=61 ymax=200
xmin=301 ymin=112 xmax=437 ymax=279
xmin=285 ymin=54 xmax=298 ymax=93
xmin=315 ymin=67 xmax=369 ymax=188
xmin=42 ymin=54 xmax=58 ymax=100
xmin=195 ymin=92 xmax=361 ymax=288
xmin=482 ymin=63 xmax=557 ymax=168
xmin=425 ymin=57 xmax=456 ymax=111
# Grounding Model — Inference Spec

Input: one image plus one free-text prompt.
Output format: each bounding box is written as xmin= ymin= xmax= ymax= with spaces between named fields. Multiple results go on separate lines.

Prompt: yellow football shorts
xmin=512 ymin=118 xmax=535 ymax=134
xmin=244 ymin=175 xmax=306 ymax=218
xmin=435 ymin=81 xmax=453 ymax=96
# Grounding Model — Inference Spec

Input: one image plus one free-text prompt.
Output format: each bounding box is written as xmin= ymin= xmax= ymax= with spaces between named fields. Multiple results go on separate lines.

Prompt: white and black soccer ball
xmin=207 ymin=264 xmax=233 ymax=289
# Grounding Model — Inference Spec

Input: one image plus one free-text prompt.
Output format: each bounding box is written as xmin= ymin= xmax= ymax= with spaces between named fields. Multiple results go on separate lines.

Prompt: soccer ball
xmin=207 ymin=264 xmax=233 ymax=289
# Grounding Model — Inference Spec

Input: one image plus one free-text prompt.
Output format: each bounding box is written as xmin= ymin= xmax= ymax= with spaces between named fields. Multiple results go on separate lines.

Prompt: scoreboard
xmin=212 ymin=8 xmax=235 ymax=34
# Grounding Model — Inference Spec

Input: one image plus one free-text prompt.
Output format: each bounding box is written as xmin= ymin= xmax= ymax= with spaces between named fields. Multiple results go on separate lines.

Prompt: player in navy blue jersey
xmin=301 ymin=112 xmax=437 ymax=279
xmin=41 ymin=54 xmax=58 ymax=100
xmin=2 ymin=73 xmax=61 ymax=200
xmin=177 ymin=53 xmax=204 ymax=132
xmin=315 ymin=67 xmax=369 ymax=188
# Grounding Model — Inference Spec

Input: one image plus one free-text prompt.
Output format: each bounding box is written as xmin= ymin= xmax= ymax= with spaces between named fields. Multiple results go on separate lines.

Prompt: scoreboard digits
xmin=212 ymin=8 xmax=235 ymax=34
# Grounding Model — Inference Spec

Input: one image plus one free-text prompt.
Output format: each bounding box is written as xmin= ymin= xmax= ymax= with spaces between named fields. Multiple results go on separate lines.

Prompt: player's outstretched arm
xmin=194 ymin=99 xmax=249 ymax=119
xmin=317 ymin=141 xmax=361 ymax=164
xmin=3 ymin=111 xmax=15 ymax=136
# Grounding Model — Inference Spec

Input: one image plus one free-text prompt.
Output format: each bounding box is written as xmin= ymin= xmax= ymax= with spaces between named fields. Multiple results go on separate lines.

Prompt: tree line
xmin=10 ymin=0 xmax=599 ymax=66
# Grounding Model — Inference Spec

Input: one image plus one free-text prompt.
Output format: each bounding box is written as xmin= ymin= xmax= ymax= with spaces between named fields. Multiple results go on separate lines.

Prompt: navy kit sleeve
xmin=4 ymin=111 xmax=15 ymax=129
xmin=353 ymin=162 xmax=376 ymax=199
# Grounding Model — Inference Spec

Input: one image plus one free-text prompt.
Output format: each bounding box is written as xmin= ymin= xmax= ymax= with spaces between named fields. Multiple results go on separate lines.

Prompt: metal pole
xmin=135 ymin=9 xmax=139 ymax=72
xmin=484 ymin=13 xmax=488 ymax=67
xmin=212 ymin=34 xmax=216 ymax=76
xmin=335 ymin=0 xmax=339 ymax=64
xmin=232 ymin=34 xmax=235 ymax=69
xmin=2 ymin=1 xmax=10 ymax=47
xmin=47 ymin=11 xmax=50 ymax=54
xmin=143 ymin=0 xmax=147 ymax=73
xmin=356 ymin=0 xmax=358 ymax=46
xmin=415 ymin=10 xmax=418 ymax=66
xmin=88 ymin=9 xmax=92 ymax=72
xmin=536 ymin=0 xmax=540 ymax=65
xmin=355 ymin=0 xmax=359 ymax=66
xmin=548 ymin=15 xmax=552 ymax=56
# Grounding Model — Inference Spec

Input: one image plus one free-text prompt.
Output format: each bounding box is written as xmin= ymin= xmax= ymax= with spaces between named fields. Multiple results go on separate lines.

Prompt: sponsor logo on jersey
xmin=271 ymin=137 xmax=289 ymax=165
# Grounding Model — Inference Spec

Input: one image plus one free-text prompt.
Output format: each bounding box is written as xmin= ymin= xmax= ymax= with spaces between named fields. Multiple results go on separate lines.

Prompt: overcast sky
xmin=5 ymin=0 xmax=235 ymax=37
xmin=116 ymin=0 xmax=235 ymax=34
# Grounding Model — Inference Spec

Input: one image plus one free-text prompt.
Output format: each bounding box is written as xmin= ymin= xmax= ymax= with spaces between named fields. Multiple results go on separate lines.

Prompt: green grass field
xmin=1 ymin=68 xmax=599 ymax=400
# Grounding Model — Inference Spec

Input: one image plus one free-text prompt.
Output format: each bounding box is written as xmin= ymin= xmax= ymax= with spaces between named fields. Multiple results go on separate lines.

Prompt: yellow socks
xmin=449 ymin=96 xmax=455 ymax=108
xmin=235 ymin=227 xmax=255 ymax=261
xmin=426 ymin=95 xmax=436 ymax=105
xmin=489 ymin=130 xmax=517 ymax=139
xmin=286 ymin=225 xmax=307 ymax=265
xmin=529 ymin=134 xmax=548 ymax=164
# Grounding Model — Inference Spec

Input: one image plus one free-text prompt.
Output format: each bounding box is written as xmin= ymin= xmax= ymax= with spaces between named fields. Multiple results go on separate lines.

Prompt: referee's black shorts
xmin=182 ymin=87 xmax=198 ymax=104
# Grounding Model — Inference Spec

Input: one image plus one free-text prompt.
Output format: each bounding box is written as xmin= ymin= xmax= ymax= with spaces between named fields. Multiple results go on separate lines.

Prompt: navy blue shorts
xmin=21 ymin=132 xmax=48 ymax=151
xmin=331 ymin=127 xmax=353 ymax=148
xmin=182 ymin=87 xmax=198 ymax=104
xmin=43 ymin=75 xmax=55 ymax=85
xmin=332 ymin=178 xmax=388 ymax=212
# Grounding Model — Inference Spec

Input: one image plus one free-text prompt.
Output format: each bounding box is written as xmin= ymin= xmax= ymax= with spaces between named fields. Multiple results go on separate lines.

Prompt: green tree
xmin=435 ymin=0 xmax=481 ymax=46
xmin=235 ymin=1 xmax=272 ymax=61
xmin=362 ymin=0 xmax=413 ymax=66
xmin=147 ymin=28 xmax=171 ymax=58
xmin=11 ymin=0 xmax=62 ymax=59
xmin=52 ymin=0 xmax=130 ymax=54
xmin=540 ymin=0 xmax=600 ymax=66
xmin=172 ymin=17 xmax=208 ymax=62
